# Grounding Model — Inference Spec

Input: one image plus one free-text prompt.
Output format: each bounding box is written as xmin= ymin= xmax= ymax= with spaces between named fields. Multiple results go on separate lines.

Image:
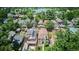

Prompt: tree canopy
xmin=52 ymin=29 xmax=79 ymax=51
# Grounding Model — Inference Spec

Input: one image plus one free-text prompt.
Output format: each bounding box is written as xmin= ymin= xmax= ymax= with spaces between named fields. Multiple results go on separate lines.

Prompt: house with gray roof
xmin=55 ymin=18 xmax=65 ymax=28
xmin=25 ymin=27 xmax=37 ymax=50
xmin=27 ymin=27 xmax=37 ymax=45
xmin=12 ymin=28 xmax=24 ymax=49
xmin=13 ymin=34 xmax=23 ymax=44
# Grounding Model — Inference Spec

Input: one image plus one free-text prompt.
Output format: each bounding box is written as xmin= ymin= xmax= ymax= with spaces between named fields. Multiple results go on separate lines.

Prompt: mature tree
xmin=0 ymin=17 xmax=20 ymax=51
xmin=1 ymin=18 xmax=20 ymax=31
xmin=65 ymin=11 xmax=74 ymax=21
xmin=75 ymin=20 xmax=79 ymax=28
xmin=0 ymin=31 xmax=13 ymax=51
xmin=45 ymin=10 xmax=55 ymax=20
xmin=45 ymin=20 xmax=54 ymax=31
xmin=35 ymin=12 xmax=46 ymax=21
xmin=0 ymin=8 xmax=10 ymax=23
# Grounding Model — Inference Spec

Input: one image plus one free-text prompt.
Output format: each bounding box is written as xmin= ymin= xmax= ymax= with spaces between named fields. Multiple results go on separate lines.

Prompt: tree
xmin=0 ymin=31 xmax=13 ymax=51
xmin=45 ymin=20 xmax=54 ymax=31
xmin=0 ymin=16 xmax=20 ymax=51
xmin=0 ymin=8 xmax=10 ymax=23
xmin=52 ymin=29 xmax=79 ymax=51
xmin=65 ymin=11 xmax=75 ymax=21
xmin=75 ymin=19 xmax=79 ymax=28
xmin=45 ymin=10 xmax=55 ymax=20
xmin=35 ymin=12 xmax=46 ymax=21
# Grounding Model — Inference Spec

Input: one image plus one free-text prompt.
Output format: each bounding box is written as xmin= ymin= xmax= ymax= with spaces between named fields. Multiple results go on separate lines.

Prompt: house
xmin=12 ymin=28 xmax=24 ymax=51
xmin=13 ymin=33 xmax=24 ymax=51
xmin=44 ymin=20 xmax=48 ymax=25
xmin=67 ymin=21 xmax=74 ymax=27
xmin=13 ymin=34 xmax=24 ymax=45
xmin=26 ymin=27 xmax=37 ymax=50
xmin=27 ymin=27 xmax=37 ymax=44
xmin=38 ymin=20 xmax=44 ymax=28
xmin=7 ymin=13 xmax=13 ymax=17
xmin=12 ymin=28 xmax=23 ymax=44
xmin=55 ymin=18 xmax=65 ymax=28
xmin=38 ymin=28 xmax=48 ymax=46
xmin=27 ymin=27 xmax=37 ymax=36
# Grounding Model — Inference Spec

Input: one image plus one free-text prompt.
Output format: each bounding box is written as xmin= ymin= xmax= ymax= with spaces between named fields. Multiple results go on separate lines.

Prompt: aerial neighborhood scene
xmin=0 ymin=7 xmax=79 ymax=51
